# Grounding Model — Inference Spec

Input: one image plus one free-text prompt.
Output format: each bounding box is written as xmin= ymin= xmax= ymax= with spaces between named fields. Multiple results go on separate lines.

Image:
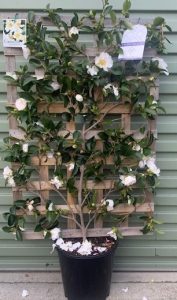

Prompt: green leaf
xmin=153 ymin=17 xmax=165 ymax=27
xmin=62 ymin=112 xmax=72 ymax=122
xmin=8 ymin=214 xmax=16 ymax=226
xmin=104 ymin=5 xmax=113 ymax=16
xmin=2 ymin=226 xmax=13 ymax=233
xmin=109 ymin=10 xmax=117 ymax=25
xmin=29 ymin=57 xmax=42 ymax=67
xmin=34 ymin=224 xmax=43 ymax=232
xmin=122 ymin=0 xmax=131 ymax=16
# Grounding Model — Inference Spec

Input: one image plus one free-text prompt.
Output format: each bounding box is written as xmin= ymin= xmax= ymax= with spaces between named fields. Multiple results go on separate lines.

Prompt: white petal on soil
xmin=122 ymin=287 xmax=128 ymax=293
xmin=22 ymin=289 xmax=29 ymax=297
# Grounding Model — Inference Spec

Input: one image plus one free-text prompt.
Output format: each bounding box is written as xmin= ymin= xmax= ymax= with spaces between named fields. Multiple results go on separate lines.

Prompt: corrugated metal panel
xmin=0 ymin=0 xmax=177 ymax=270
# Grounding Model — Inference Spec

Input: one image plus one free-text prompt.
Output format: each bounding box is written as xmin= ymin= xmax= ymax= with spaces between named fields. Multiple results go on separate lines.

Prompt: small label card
xmin=3 ymin=19 xmax=26 ymax=48
xmin=118 ymin=24 xmax=147 ymax=61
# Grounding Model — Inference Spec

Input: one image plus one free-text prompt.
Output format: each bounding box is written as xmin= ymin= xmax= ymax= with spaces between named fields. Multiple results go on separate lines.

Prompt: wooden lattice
xmin=4 ymin=14 xmax=159 ymax=239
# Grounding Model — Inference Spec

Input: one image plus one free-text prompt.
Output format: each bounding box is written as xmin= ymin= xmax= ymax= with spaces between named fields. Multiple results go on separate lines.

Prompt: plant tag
xmin=118 ymin=24 xmax=147 ymax=61
xmin=3 ymin=19 xmax=26 ymax=47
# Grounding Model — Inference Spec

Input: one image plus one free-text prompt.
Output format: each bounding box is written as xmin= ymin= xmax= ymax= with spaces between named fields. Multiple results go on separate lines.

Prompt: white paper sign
xmin=118 ymin=24 xmax=147 ymax=61
xmin=3 ymin=19 xmax=26 ymax=48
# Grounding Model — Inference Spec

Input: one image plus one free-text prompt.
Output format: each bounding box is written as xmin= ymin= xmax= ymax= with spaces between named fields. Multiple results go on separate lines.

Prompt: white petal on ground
xmin=22 ymin=289 xmax=29 ymax=297
xmin=122 ymin=287 xmax=128 ymax=293
xmin=77 ymin=240 xmax=92 ymax=255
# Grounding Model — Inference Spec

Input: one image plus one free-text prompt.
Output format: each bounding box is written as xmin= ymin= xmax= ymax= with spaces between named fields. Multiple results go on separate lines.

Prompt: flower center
xmin=98 ymin=58 xmax=106 ymax=67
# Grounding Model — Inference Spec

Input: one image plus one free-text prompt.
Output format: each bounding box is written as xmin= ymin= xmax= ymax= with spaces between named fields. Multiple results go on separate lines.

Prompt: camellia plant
xmin=2 ymin=0 xmax=170 ymax=257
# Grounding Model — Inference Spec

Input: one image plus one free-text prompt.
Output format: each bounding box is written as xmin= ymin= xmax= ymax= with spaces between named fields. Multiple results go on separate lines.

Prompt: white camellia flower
xmin=27 ymin=200 xmax=34 ymax=212
xmin=3 ymin=166 xmax=13 ymax=179
xmin=120 ymin=174 xmax=136 ymax=186
xmin=15 ymin=98 xmax=27 ymax=111
xmin=50 ymin=227 xmax=61 ymax=241
xmin=104 ymin=199 xmax=114 ymax=211
xmin=22 ymin=46 xmax=31 ymax=60
xmin=95 ymin=52 xmax=113 ymax=71
xmin=7 ymin=177 xmax=16 ymax=187
xmin=6 ymin=72 xmax=18 ymax=80
xmin=152 ymin=57 xmax=169 ymax=76
xmin=94 ymin=246 xmax=107 ymax=253
xmin=55 ymin=238 xmax=64 ymax=247
xmin=86 ymin=65 xmax=98 ymax=76
xmin=47 ymin=151 xmax=54 ymax=159
xmin=50 ymin=81 xmax=60 ymax=91
xmin=103 ymin=83 xmax=119 ymax=97
xmin=146 ymin=158 xmax=160 ymax=176
xmin=77 ymin=239 xmax=92 ymax=255
xmin=75 ymin=94 xmax=83 ymax=102
xmin=34 ymin=67 xmax=45 ymax=80
xmin=22 ymin=143 xmax=28 ymax=153
xmin=107 ymin=230 xmax=117 ymax=240
xmin=132 ymin=144 xmax=141 ymax=151
xmin=68 ymin=162 xmax=75 ymax=171
xmin=50 ymin=176 xmax=64 ymax=189
xmin=48 ymin=202 xmax=54 ymax=211
xmin=69 ymin=26 xmax=79 ymax=37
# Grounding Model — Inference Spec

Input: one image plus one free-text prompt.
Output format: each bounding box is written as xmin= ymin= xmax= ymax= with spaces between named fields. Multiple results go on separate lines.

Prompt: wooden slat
xmin=17 ymin=202 xmax=154 ymax=216
xmin=4 ymin=47 xmax=156 ymax=58
xmin=22 ymin=226 xmax=144 ymax=240
xmin=37 ymin=102 xmax=131 ymax=114
xmin=12 ymin=179 xmax=115 ymax=191
xmin=30 ymin=155 xmax=137 ymax=166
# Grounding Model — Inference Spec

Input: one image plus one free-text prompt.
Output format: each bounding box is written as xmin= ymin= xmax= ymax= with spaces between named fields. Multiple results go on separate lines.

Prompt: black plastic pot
xmin=56 ymin=240 xmax=117 ymax=300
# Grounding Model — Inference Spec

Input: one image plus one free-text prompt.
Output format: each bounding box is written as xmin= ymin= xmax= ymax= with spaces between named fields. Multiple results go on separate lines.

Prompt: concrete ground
xmin=0 ymin=272 xmax=177 ymax=300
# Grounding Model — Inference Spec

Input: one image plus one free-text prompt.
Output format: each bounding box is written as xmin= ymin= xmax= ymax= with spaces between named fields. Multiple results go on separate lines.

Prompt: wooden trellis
xmin=4 ymin=14 xmax=159 ymax=239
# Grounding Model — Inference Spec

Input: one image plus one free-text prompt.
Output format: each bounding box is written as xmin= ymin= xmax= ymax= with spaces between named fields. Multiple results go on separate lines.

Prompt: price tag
xmin=118 ymin=24 xmax=147 ymax=61
xmin=3 ymin=19 xmax=26 ymax=48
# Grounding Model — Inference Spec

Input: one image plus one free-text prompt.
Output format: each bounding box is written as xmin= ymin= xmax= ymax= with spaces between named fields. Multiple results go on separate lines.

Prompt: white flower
xmin=6 ymin=72 xmax=18 ymax=80
xmin=15 ymin=98 xmax=27 ymax=111
xmin=104 ymin=199 xmax=114 ymax=211
xmin=51 ymin=81 xmax=60 ymax=90
xmin=36 ymin=121 xmax=44 ymax=128
xmin=132 ymin=144 xmax=141 ymax=151
xmin=86 ymin=65 xmax=98 ymax=76
xmin=139 ymin=156 xmax=160 ymax=176
xmin=22 ymin=289 xmax=29 ymax=297
xmin=146 ymin=158 xmax=160 ymax=176
xmin=71 ymin=242 xmax=81 ymax=251
xmin=75 ymin=94 xmax=83 ymax=102
xmin=34 ymin=67 xmax=45 ymax=80
xmin=103 ymin=83 xmax=119 ymax=97
xmin=107 ymin=230 xmax=117 ymax=240
xmin=95 ymin=52 xmax=113 ymax=71
xmin=50 ymin=228 xmax=61 ymax=241
xmin=22 ymin=47 xmax=31 ymax=60
xmin=152 ymin=57 xmax=169 ymax=76
xmin=94 ymin=246 xmax=107 ymax=253
xmin=120 ymin=174 xmax=136 ymax=186
xmin=47 ymin=151 xmax=54 ymax=159
xmin=27 ymin=200 xmax=34 ymax=212
xmin=50 ymin=176 xmax=64 ymax=189
xmin=55 ymin=238 xmax=64 ymax=247
xmin=3 ymin=166 xmax=13 ymax=179
xmin=77 ymin=240 xmax=92 ymax=255
xmin=69 ymin=26 xmax=79 ymax=37
xmin=68 ymin=162 xmax=75 ymax=171
xmin=8 ymin=177 xmax=16 ymax=187
xmin=48 ymin=202 xmax=54 ymax=211
xmin=22 ymin=143 xmax=28 ymax=153
xmin=113 ymin=85 xmax=119 ymax=97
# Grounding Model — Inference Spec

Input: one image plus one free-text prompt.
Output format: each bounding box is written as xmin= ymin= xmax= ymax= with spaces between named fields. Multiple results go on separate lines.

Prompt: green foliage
xmin=2 ymin=0 xmax=169 ymax=240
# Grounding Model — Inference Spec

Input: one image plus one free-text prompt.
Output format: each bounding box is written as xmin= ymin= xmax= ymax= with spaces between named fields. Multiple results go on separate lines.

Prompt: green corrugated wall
xmin=0 ymin=0 xmax=177 ymax=270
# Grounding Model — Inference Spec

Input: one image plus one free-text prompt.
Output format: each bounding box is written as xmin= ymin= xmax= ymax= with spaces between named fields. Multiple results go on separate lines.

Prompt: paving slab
xmin=0 ymin=272 xmax=177 ymax=300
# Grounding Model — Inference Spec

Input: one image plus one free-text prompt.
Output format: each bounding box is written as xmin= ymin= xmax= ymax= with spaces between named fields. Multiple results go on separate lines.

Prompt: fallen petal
xmin=122 ymin=287 xmax=128 ymax=293
xmin=22 ymin=289 xmax=29 ymax=297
